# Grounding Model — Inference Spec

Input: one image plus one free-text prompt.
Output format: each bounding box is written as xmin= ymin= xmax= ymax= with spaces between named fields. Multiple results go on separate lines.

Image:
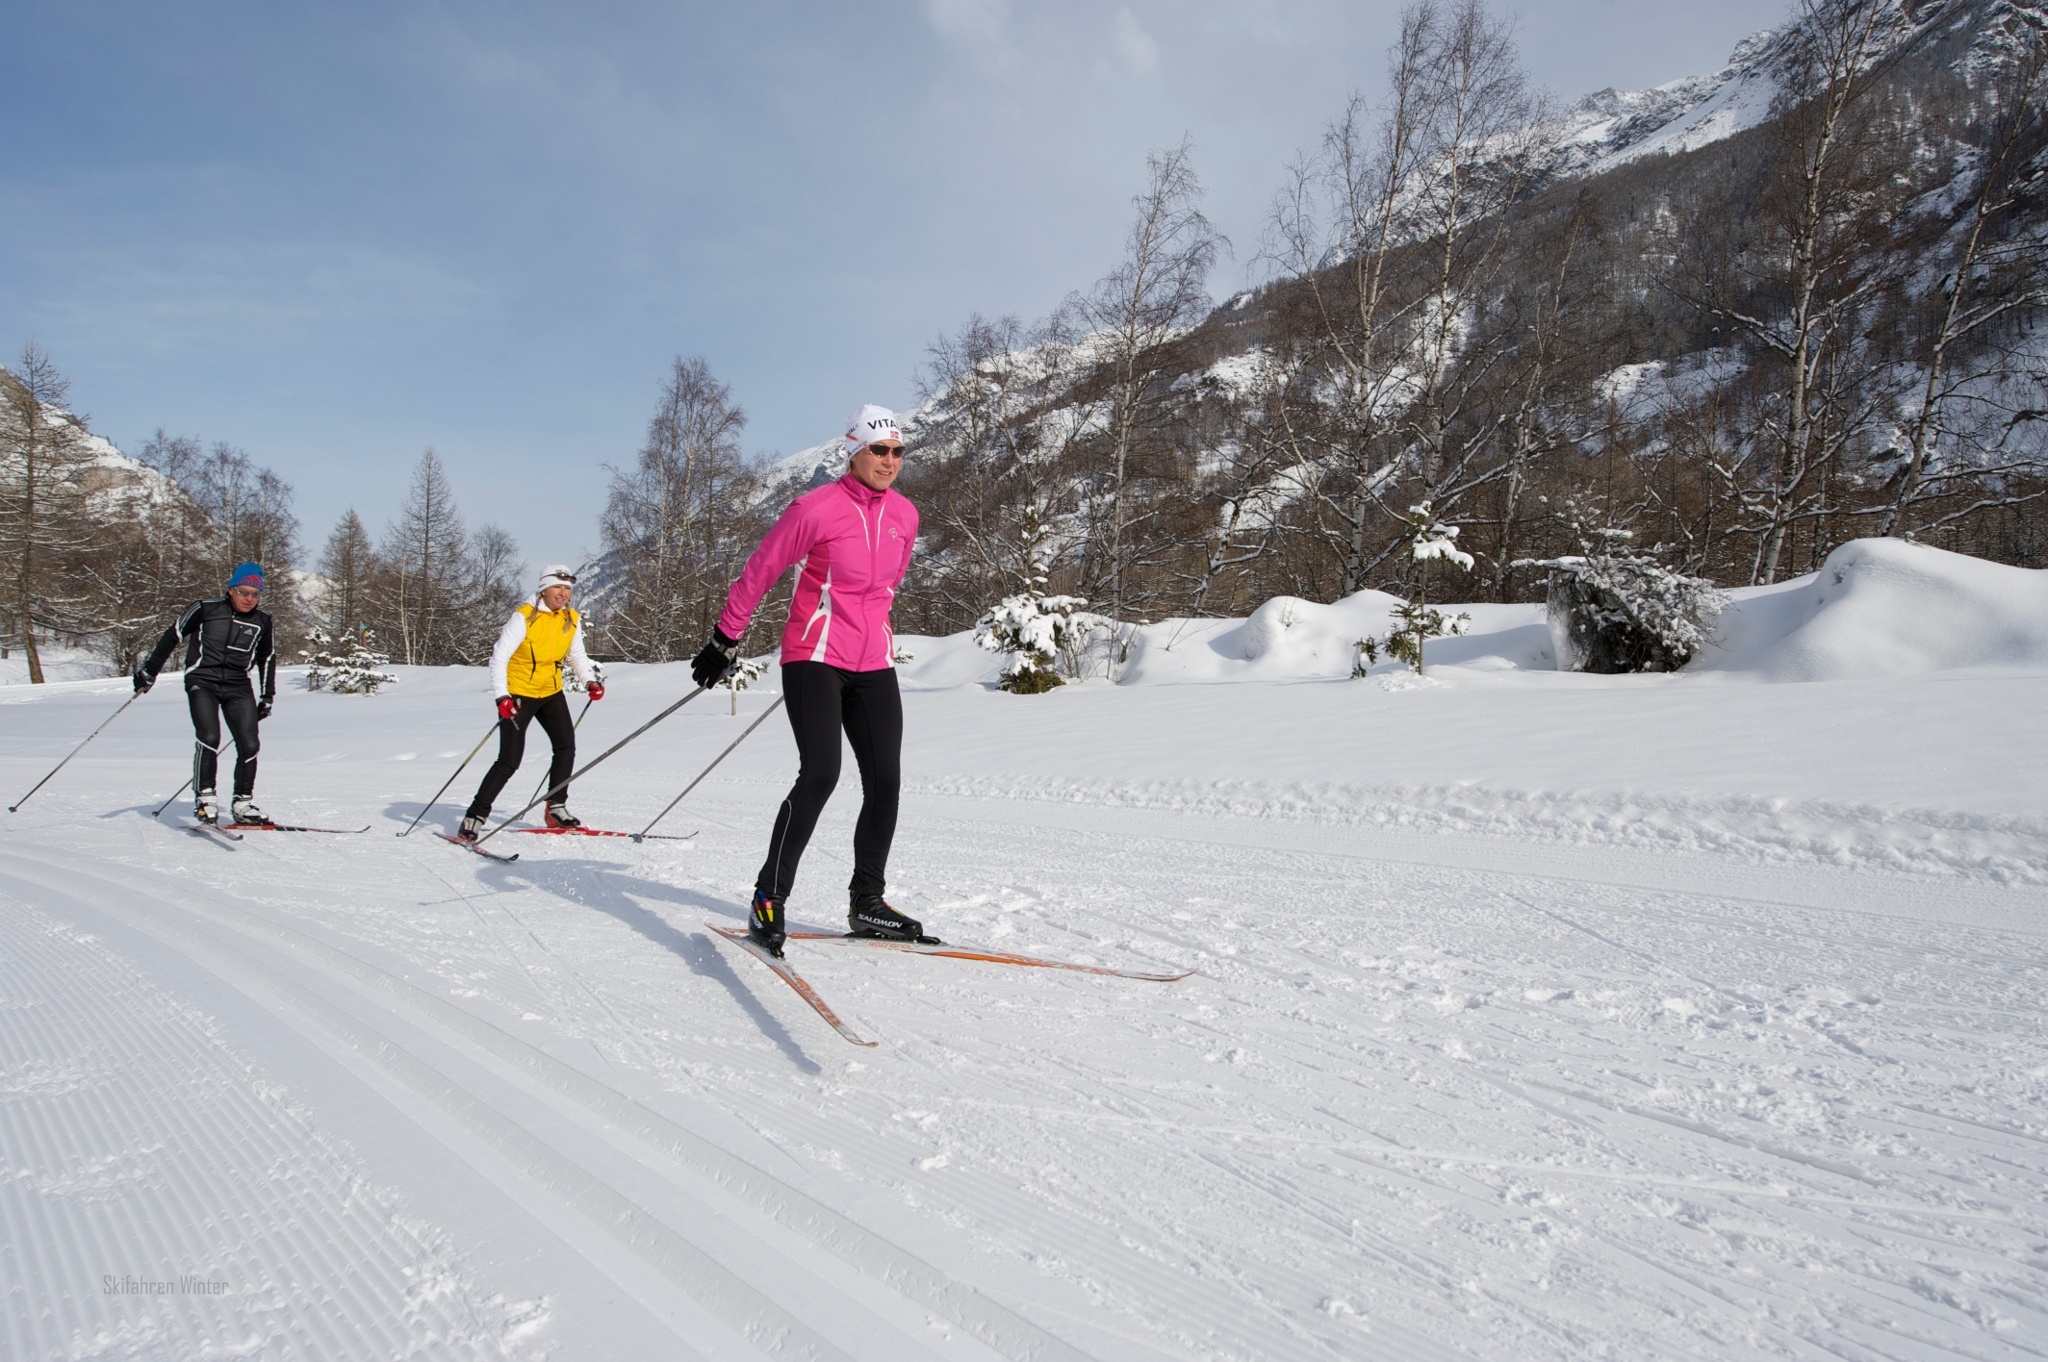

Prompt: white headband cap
xmin=844 ymin=404 xmax=902 ymax=453
xmin=537 ymin=563 xmax=577 ymax=591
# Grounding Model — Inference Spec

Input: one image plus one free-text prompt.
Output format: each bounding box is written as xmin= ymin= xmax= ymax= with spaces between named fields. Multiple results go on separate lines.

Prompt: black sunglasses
xmin=864 ymin=444 xmax=905 ymax=458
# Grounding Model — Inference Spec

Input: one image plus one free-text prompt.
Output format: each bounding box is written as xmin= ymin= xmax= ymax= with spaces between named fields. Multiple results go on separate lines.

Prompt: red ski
xmin=514 ymin=825 xmax=696 ymax=840
xmin=707 ymin=924 xmax=878 ymax=1047
xmin=784 ymin=931 xmax=1195 ymax=982
xmin=438 ymin=832 xmax=519 ymax=862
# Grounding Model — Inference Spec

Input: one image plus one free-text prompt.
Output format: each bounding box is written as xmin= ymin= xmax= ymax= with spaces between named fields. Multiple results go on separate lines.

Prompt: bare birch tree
xmin=1073 ymin=137 xmax=1223 ymax=621
xmin=598 ymin=356 xmax=755 ymax=660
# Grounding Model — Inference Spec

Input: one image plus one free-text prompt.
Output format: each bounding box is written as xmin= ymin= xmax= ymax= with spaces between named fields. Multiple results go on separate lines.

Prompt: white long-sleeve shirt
xmin=488 ymin=599 xmax=596 ymax=698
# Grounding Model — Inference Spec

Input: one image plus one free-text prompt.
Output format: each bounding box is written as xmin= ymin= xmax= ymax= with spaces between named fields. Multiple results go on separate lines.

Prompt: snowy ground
xmin=3 ymin=541 xmax=2046 ymax=1360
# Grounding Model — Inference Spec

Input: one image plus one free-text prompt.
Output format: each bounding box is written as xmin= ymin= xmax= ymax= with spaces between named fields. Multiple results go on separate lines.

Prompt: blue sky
xmin=3 ymin=0 xmax=1788 ymax=571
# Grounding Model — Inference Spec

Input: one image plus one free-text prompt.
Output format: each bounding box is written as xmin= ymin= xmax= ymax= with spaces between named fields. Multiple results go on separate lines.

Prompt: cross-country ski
xmin=706 ymin=923 xmax=878 ymax=1047
xmin=783 ymin=930 xmax=1196 ymax=981
xmin=512 ymin=824 xmax=696 ymax=840
xmin=435 ymin=831 xmax=518 ymax=862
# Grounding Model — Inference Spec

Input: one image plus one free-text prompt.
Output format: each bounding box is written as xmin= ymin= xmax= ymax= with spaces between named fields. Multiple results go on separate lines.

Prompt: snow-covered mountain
xmin=1541 ymin=0 xmax=2021 ymax=179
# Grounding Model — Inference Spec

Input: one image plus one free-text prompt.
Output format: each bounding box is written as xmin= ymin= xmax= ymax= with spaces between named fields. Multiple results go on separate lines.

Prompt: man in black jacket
xmin=134 ymin=560 xmax=278 ymax=826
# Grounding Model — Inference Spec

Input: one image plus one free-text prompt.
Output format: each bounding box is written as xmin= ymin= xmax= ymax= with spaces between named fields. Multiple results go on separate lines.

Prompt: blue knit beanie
xmin=227 ymin=561 xmax=265 ymax=591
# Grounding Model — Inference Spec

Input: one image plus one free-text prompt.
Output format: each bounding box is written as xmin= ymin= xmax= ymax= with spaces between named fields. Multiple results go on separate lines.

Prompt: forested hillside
xmin=879 ymin=0 xmax=2048 ymax=639
xmin=7 ymin=0 xmax=2043 ymax=676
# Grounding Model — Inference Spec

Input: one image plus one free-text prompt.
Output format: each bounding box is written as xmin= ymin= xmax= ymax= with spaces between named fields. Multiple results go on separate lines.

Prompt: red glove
xmin=587 ymin=682 xmax=605 ymax=701
xmin=497 ymin=695 xmax=518 ymax=721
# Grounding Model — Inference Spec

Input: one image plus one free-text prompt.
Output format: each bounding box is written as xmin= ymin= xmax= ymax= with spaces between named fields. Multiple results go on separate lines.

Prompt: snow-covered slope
xmin=906 ymin=538 xmax=2044 ymax=691
xmin=1699 ymin=537 xmax=2048 ymax=679
xmin=1549 ymin=28 xmax=1784 ymax=176
xmin=1543 ymin=0 xmax=2009 ymax=180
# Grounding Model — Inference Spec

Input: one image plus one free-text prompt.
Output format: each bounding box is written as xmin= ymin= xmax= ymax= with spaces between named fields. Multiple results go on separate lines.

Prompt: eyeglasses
xmin=863 ymin=444 xmax=905 ymax=459
xmin=227 ymin=585 xmax=262 ymax=597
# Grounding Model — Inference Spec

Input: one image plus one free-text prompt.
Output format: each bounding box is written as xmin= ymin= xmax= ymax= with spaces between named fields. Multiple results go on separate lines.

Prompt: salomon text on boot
xmin=849 ymin=894 xmax=934 ymax=943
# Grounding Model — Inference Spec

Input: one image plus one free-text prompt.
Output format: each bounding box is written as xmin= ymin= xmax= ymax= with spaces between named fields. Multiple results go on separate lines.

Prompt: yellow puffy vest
xmin=506 ymin=603 xmax=579 ymax=698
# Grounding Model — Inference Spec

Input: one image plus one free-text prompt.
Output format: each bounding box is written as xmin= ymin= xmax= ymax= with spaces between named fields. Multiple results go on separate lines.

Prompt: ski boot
xmin=230 ymin=797 xmax=274 ymax=828
xmin=545 ymin=802 xmax=582 ymax=830
xmin=455 ymin=814 xmax=485 ymax=843
xmin=849 ymin=894 xmax=932 ymax=943
xmin=193 ymin=790 xmax=219 ymax=825
xmin=748 ymin=889 xmax=787 ymax=956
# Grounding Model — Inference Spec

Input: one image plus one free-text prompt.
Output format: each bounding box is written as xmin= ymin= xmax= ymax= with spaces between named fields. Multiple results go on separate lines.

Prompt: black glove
xmin=691 ymin=629 xmax=739 ymax=689
xmin=256 ymin=697 xmax=273 ymax=721
xmin=132 ymin=669 xmax=154 ymax=694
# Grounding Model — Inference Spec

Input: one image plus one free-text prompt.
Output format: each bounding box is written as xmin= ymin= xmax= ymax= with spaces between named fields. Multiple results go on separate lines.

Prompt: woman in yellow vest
xmin=458 ymin=564 xmax=604 ymax=838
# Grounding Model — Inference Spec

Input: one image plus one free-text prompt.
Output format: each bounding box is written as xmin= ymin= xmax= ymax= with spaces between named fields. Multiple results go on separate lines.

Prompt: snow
xmin=3 ymin=539 xmax=2045 ymax=1359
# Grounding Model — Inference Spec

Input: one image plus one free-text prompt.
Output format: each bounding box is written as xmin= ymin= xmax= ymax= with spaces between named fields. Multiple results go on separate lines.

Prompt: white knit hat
xmin=537 ymin=563 xmax=577 ymax=591
xmin=844 ymin=404 xmax=902 ymax=453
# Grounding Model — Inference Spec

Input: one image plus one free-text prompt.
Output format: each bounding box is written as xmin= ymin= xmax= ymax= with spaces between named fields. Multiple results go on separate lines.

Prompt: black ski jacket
xmin=140 ymin=598 xmax=277 ymax=700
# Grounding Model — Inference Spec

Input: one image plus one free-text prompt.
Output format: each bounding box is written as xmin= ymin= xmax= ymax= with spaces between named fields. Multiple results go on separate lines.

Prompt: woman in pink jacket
xmin=693 ymin=404 xmax=928 ymax=956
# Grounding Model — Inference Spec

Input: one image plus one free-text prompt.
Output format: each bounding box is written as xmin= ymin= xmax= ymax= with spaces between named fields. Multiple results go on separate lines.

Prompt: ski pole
xmin=151 ymin=776 xmax=194 ymax=819
xmin=525 ymin=695 xmax=593 ymax=808
xmin=396 ymin=720 xmax=500 ymax=837
xmin=635 ymin=694 xmax=784 ymax=841
xmin=474 ymin=685 xmax=709 ymax=848
xmin=8 ymin=691 xmax=144 ymax=812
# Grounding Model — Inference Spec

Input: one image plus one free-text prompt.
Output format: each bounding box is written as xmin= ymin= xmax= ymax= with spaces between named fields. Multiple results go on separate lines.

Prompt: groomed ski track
xmin=3 ymin=662 xmax=2046 ymax=1359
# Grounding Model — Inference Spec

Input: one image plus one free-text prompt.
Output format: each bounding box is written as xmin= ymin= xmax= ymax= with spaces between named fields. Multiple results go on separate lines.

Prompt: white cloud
xmin=1113 ymin=8 xmax=1160 ymax=76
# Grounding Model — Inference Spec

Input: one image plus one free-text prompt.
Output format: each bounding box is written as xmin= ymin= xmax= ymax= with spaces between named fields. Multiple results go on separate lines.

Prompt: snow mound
xmin=1702 ymin=539 xmax=2048 ymax=680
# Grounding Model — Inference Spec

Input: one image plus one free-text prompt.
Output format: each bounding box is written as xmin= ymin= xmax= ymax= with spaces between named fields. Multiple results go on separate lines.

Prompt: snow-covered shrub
xmin=1358 ymin=502 xmax=1473 ymax=676
xmin=301 ymin=628 xmax=397 ymax=695
xmin=1539 ymin=554 xmax=1725 ymax=673
xmin=714 ymin=655 xmax=770 ymax=713
xmin=974 ymin=591 xmax=1098 ymax=694
xmin=1383 ymin=603 xmax=1471 ymax=670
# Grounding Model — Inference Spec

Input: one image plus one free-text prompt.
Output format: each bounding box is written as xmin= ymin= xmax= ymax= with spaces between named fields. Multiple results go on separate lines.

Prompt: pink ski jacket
xmin=718 ymin=474 xmax=918 ymax=672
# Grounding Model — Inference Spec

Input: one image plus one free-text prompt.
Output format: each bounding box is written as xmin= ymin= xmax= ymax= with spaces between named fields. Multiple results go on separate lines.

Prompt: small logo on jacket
xmin=888 ymin=526 xmax=901 ymax=541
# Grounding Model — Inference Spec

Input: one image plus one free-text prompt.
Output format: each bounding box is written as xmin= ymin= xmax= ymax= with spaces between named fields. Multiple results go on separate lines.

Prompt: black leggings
xmin=467 ymin=691 xmax=575 ymax=819
xmin=188 ymin=680 xmax=259 ymax=798
xmin=756 ymin=662 xmax=902 ymax=902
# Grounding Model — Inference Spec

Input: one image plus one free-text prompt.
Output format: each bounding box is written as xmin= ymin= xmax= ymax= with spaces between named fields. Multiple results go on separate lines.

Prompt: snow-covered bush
xmin=301 ymin=628 xmax=397 ymax=695
xmin=1538 ymin=553 xmax=1725 ymax=673
xmin=1358 ymin=502 xmax=1473 ymax=676
xmin=974 ymin=591 xmax=1100 ymax=694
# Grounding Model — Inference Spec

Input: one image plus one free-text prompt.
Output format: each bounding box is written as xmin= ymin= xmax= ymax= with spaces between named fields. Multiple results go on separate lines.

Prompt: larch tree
xmin=0 ymin=346 xmax=96 ymax=682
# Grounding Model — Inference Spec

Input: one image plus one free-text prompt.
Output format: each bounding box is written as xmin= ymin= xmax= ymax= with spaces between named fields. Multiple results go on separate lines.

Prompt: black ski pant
xmin=188 ymin=677 xmax=259 ymax=799
xmin=467 ymin=691 xmax=575 ymax=819
xmin=756 ymin=662 xmax=902 ymax=903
